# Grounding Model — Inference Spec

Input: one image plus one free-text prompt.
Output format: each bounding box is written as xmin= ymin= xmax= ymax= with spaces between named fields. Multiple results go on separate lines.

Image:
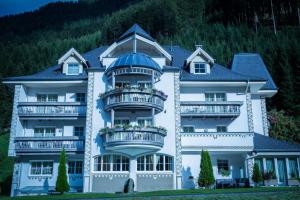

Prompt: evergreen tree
xmin=252 ymin=163 xmax=263 ymax=186
xmin=198 ymin=150 xmax=215 ymax=188
xmin=56 ymin=149 xmax=70 ymax=193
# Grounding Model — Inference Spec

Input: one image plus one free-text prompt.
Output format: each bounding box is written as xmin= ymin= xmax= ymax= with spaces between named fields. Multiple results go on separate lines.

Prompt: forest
xmin=0 ymin=0 xmax=299 ymax=195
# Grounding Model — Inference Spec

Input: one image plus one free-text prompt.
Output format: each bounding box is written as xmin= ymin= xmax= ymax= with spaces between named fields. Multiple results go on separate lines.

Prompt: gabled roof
xmin=180 ymin=64 xmax=266 ymax=82
xmin=117 ymin=24 xmax=154 ymax=42
xmin=58 ymin=48 xmax=87 ymax=66
xmin=231 ymin=53 xmax=277 ymax=90
xmin=186 ymin=46 xmax=215 ymax=64
xmin=254 ymin=133 xmax=300 ymax=152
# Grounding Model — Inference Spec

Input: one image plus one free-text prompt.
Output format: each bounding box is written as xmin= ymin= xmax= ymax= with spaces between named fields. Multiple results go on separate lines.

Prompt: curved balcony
xmin=101 ymin=87 xmax=167 ymax=112
xmin=100 ymin=126 xmax=167 ymax=156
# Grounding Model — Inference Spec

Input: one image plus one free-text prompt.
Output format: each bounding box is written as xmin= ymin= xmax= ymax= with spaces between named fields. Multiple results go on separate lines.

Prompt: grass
xmin=1 ymin=187 xmax=299 ymax=200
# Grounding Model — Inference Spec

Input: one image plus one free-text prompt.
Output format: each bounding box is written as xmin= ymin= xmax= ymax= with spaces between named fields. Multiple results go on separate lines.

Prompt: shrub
xmin=56 ymin=149 xmax=70 ymax=194
xmin=198 ymin=150 xmax=215 ymax=188
xmin=252 ymin=163 xmax=263 ymax=185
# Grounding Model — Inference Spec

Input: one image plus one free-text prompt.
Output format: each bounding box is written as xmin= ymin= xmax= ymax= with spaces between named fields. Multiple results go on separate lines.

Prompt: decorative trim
xmin=181 ymin=132 xmax=254 ymax=138
xmin=92 ymin=173 xmax=129 ymax=179
xmin=83 ymin=72 xmax=95 ymax=182
xmin=247 ymin=157 xmax=254 ymax=185
xmin=8 ymin=85 xmax=21 ymax=157
xmin=137 ymin=174 xmax=173 ymax=178
xmin=246 ymin=93 xmax=254 ymax=132
xmin=174 ymin=72 xmax=182 ymax=178
xmin=260 ymin=98 xmax=269 ymax=136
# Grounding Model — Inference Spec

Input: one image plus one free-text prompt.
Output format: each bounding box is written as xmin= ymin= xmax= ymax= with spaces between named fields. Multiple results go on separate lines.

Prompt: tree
xmin=56 ymin=149 xmax=69 ymax=194
xmin=252 ymin=163 xmax=263 ymax=186
xmin=198 ymin=150 xmax=215 ymax=188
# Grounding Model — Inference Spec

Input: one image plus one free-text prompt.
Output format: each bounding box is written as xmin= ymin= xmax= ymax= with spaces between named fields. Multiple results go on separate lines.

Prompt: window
xmin=114 ymin=119 xmax=130 ymax=126
xmin=205 ymin=93 xmax=226 ymax=102
xmin=30 ymin=161 xmax=53 ymax=175
xmin=115 ymin=82 xmax=130 ymax=89
xmin=137 ymin=154 xmax=173 ymax=171
xmin=182 ymin=126 xmax=195 ymax=133
xmin=37 ymin=94 xmax=58 ymax=102
xmin=76 ymin=93 xmax=86 ymax=103
xmin=289 ymin=158 xmax=299 ymax=178
xmin=266 ymin=159 xmax=275 ymax=173
xmin=94 ymin=155 xmax=129 ymax=172
xmin=217 ymin=159 xmax=229 ymax=173
xmin=74 ymin=127 xmax=84 ymax=137
xmin=34 ymin=127 xmax=55 ymax=137
xmin=67 ymin=63 xmax=80 ymax=75
xmin=217 ymin=126 xmax=227 ymax=132
xmin=194 ymin=63 xmax=206 ymax=74
xmin=137 ymin=118 xmax=153 ymax=127
xmin=137 ymin=82 xmax=152 ymax=89
xmin=68 ymin=161 xmax=83 ymax=174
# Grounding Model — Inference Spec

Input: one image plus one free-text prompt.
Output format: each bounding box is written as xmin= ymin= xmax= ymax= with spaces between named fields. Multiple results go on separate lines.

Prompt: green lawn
xmin=1 ymin=187 xmax=299 ymax=200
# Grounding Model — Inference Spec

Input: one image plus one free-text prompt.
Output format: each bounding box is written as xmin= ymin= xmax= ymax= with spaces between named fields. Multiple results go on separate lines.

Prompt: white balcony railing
xmin=181 ymin=132 xmax=254 ymax=151
xmin=14 ymin=136 xmax=85 ymax=153
xmin=18 ymin=102 xmax=86 ymax=118
xmin=180 ymin=101 xmax=242 ymax=117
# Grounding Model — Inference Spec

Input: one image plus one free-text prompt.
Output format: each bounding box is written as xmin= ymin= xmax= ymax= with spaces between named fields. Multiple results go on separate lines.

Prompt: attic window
xmin=194 ymin=63 xmax=206 ymax=74
xmin=67 ymin=63 xmax=80 ymax=75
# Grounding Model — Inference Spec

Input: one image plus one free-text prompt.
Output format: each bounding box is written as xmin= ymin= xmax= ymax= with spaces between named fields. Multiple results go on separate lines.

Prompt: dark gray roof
xmin=254 ymin=133 xmax=300 ymax=152
xmin=117 ymin=24 xmax=154 ymax=42
xmin=180 ymin=64 xmax=265 ymax=82
xmin=231 ymin=53 xmax=277 ymax=90
xmin=83 ymin=46 xmax=108 ymax=69
xmin=163 ymin=45 xmax=191 ymax=69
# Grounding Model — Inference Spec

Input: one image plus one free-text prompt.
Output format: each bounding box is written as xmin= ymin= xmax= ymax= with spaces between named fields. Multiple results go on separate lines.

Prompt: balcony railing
xmin=100 ymin=126 xmax=167 ymax=149
xmin=101 ymin=87 xmax=167 ymax=111
xmin=181 ymin=132 xmax=254 ymax=151
xmin=14 ymin=136 xmax=85 ymax=154
xmin=180 ymin=101 xmax=243 ymax=117
xmin=18 ymin=102 xmax=87 ymax=118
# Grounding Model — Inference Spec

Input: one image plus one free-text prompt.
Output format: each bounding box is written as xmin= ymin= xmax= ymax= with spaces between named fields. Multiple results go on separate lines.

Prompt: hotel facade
xmin=4 ymin=24 xmax=300 ymax=196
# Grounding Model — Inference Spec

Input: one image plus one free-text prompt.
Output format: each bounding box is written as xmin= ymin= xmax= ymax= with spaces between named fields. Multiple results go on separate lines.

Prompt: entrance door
xmin=277 ymin=159 xmax=287 ymax=185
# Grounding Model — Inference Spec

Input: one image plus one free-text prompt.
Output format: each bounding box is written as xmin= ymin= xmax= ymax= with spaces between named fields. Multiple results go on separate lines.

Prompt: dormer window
xmin=194 ymin=63 xmax=206 ymax=74
xmin=67 ymin=63 xmax=80 ymax=75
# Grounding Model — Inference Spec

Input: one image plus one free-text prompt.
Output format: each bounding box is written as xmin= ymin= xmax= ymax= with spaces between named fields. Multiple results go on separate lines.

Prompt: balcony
xmin=181 ymin=132 xmax=254 ymax=152
xmin=14 ymin=136 xmax=85 ymax=154
xmin=100 ymin=126 xmax=167 ymax=156
xmin=180 ymin=101 xmax=243 ymax=117
xmin=18 ymin=102 xmax=87 ymax=119
xmin=101 ymin=87 xmax=167 ymax=112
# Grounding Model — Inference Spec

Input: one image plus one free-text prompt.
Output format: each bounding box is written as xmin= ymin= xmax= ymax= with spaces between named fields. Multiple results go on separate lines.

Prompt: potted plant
xmin=288 ymin=172 xmax=300 ymax=186
xmin=220 ymin=169 xmax=230 ymax=177
xmin=263 ymin=171 xmax=277 ymax=186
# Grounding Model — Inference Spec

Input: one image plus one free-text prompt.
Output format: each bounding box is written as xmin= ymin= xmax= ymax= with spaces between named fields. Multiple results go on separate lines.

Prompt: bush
xmin=55 ymin=149 xmax=70 ymax=193
xmin=198 ymin=150 xmax=215 ymax=188
xmin=252 ymin=163 xmax=263 ymax=185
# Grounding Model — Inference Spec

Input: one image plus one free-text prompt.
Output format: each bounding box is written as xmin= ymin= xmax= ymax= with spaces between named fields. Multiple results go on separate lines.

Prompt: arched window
xmin=94 ymin=154 xmax=129 ymax=172
xmin=137 ymin=154 xmax=173 ymax=171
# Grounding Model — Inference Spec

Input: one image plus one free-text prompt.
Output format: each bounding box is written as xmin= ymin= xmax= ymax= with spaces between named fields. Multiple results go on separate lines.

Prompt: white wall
xmin=251 ymin=95 xmax=264 ymax=135
xmin=189 ymin=55 xmax=210 ymax=74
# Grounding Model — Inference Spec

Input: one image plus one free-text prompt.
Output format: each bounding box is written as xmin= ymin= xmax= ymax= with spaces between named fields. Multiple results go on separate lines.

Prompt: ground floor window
xmin=266 ymin=158 xmax=275 ymax=173
xmin=68 ymin=161 xmax=83 ymax=174
xmin=137 ymin=154 xmax=173 ymax=171
xmin=30 ymin=161 xmax=53 ymax=175
xmin=217 ymin=159 xmax=229 ymax=174
xmin=94 ymin=155 xmax=129 ymax=172
xmin=289 ymin=158 xmax=299 ymax=178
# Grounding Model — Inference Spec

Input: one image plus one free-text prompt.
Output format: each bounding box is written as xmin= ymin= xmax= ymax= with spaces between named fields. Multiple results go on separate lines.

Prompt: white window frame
xmin=34 ymin=126 xmax=56 ymax=137
xmin=68 ymin=160 xmax=83 ymax=175
xmin=36 ymin=94 xmax=58 ymax=102
xmin=93 ymin=154 xmax=130 ymax=172
xmin=115 ymin=81 xmax=130 ymax=89
xmin=182 ymin=126 xmax=195 ymax=133
xmin=137 ymin=81 xmax=152 ymax=89
xmin=217 ymin=159 xmax=229 ymax=174
xmin=67 ymin=62 xmax=80 ymax=75
xmin=114 ymin=117 xmax=130 ymax=126
xmin=137 ymin=154 xmax=173 ymax=172
xmin=194 ymin=63 xmax=207 ymax=74
xmin=205 ymin=92 xmax=227 ymax=102
xmin=216 ymin=125 xmax=227 ymax=133
xmin=29 ymin=160 xmax=53 ymax=176
xmin=136 ymin=117 xmax=153 ymax=127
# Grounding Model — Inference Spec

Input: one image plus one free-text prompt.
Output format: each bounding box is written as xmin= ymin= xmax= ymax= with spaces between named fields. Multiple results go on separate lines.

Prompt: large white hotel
xmin=3 ymin=24 xmax=300 ymax=196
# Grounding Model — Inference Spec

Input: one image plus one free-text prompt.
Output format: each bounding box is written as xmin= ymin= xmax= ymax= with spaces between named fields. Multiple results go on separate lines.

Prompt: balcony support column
xmin=152 ymin=70 xmax=155 ymax=88
xmin=129 ymin=157 xmax=137 ymax=191
xmin=112 ymin=71 xmax=115 ymax=89
xmin=152 ymin=108 xmax=155 ymax=126
xmin=111 ymin=109 xmax=115 ymax=128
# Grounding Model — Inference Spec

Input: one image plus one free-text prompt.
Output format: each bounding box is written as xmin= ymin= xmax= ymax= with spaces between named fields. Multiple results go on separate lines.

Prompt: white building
xmin=3 ymin=24 xmax=300 ymax=196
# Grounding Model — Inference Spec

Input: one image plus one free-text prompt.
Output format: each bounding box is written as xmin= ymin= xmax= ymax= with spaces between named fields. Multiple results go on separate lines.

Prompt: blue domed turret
xmin=106 ymin=53 xmax=161 ymax=74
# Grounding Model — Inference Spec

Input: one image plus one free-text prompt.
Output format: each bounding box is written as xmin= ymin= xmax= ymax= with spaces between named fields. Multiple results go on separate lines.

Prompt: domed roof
xmin=106 ymin=53 xmax=161 ymax=73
